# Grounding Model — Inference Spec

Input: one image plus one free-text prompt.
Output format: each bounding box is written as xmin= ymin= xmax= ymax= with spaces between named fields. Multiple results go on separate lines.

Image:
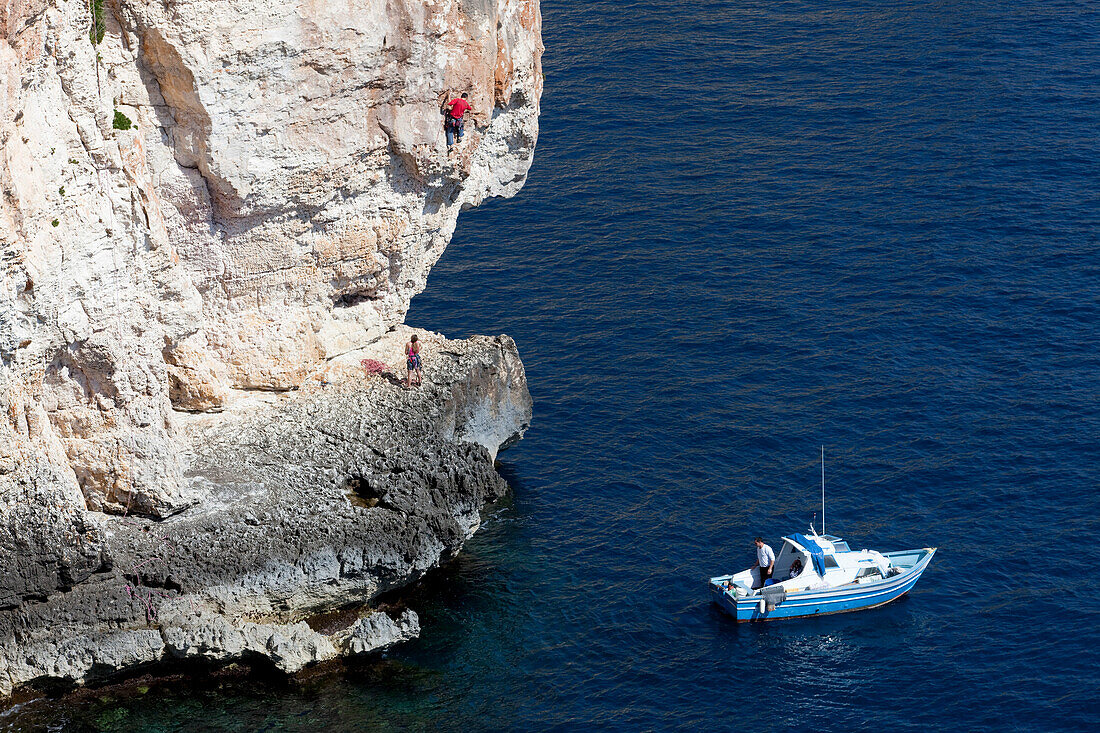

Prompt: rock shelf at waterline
xmin=0 ymin=329 xmax=532 ymax=695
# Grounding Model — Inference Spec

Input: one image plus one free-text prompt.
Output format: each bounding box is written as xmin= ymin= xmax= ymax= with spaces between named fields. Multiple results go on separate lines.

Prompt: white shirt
xmin=756 ymin=544 xmax=775 ymax=568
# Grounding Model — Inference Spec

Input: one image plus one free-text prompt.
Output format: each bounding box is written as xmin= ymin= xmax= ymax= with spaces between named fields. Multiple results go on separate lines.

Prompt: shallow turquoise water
xmin=8 ymin=0 xmax=1100 ymax=730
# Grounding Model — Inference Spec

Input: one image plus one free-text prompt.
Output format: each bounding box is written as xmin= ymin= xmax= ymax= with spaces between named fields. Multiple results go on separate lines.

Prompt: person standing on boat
xmin=754 ymin=537 xmax=775 ymax=588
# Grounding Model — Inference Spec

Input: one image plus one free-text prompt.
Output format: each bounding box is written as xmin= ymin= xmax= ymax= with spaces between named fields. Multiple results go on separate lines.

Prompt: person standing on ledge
xmin=753 ymin=537 xmax=775 ymax=589
xmin=444 ymin=92 xmax=473 ymax=150
xmin=405 ymin=334 xmax=423 ymax=388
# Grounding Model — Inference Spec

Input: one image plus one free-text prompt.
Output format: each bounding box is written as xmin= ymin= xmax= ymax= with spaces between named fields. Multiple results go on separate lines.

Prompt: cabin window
xmin=823 ymin=555 xmax=839 ymax=569
xmin=833 ymin=541 xmax=851 ymax=552
xmin=856 ymin=567 xmax=881 ymax=579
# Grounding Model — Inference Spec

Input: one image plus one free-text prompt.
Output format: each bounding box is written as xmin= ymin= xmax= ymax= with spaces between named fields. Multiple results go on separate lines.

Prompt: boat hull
xmin=710 ymin=547 xmax=936 ymax=622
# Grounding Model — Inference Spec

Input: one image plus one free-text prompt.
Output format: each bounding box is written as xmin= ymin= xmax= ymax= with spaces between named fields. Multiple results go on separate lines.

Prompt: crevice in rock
xmin=333 ymin=291 xmax=381 ymax=308
xmin=131 ymin=26 xmax=238 ymax=224
xmin=123 ymin=571 xmax=182 ymax=594
xmin=303 ymin=605 xmax=361 ymax=635
xmin=343 ymin=474 xmax=390 ymax=509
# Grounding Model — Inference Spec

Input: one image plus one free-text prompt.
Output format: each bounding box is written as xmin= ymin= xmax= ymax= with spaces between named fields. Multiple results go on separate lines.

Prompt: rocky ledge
xmin=0 ymin=328 xmax=530 ymax=696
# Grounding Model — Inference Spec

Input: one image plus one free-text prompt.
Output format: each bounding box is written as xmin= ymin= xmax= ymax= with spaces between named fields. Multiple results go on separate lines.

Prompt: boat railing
xmin=882 ymin=547 xmax=935 ymax=570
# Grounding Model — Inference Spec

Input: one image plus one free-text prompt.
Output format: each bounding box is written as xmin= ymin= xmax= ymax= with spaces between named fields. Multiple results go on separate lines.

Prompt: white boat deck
xmin=714 ymin=532 xmax=914 ymax=598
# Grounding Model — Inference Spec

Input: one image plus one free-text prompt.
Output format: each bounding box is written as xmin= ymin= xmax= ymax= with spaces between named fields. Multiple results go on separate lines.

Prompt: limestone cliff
xmin=0 ymin=0 xmax=540 ymax=696
xmin=2 ymin=0 xmax=540 ymax=515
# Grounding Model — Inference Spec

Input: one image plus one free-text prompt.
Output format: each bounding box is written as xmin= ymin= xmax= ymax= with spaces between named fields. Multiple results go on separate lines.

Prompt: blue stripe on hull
xmin=710 ymin=549 xmax=935 ymax=622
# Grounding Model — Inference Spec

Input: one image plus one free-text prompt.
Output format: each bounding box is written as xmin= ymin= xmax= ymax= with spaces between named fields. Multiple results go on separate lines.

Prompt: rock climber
xmin=443 ymin=92 xmax=473 ymax=150
xmin=405 ymin=334 xmax=423 ymax=388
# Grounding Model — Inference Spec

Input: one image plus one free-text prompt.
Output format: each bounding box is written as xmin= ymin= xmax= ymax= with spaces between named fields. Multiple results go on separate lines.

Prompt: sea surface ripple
xmin=10 ymin=0 xmax=1100 ymax=730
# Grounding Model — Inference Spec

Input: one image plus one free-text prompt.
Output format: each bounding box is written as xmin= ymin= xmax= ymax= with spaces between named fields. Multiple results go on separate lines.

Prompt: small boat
xmin=709 ymin=530 xmax=936 ymax=622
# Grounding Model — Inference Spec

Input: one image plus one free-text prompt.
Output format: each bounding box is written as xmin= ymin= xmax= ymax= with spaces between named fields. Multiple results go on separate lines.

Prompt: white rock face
xmin=0 ymin=0 xmax=542 ymax=516
xmin=0 ymin=0 xmax=540 ymax=699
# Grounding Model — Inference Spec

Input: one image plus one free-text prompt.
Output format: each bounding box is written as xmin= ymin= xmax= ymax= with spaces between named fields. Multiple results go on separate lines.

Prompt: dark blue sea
xmin=11 ymin=0 xmax=1100 ymax=730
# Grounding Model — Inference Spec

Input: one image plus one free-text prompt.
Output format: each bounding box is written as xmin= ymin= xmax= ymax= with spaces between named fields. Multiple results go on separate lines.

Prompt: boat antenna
xmin=820 ymin=445 xmax=825 ymax=537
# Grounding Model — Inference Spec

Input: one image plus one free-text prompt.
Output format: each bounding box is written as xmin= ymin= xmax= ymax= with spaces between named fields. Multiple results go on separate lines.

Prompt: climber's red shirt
xmin=449 ymin=98 xmax=472 ymax=119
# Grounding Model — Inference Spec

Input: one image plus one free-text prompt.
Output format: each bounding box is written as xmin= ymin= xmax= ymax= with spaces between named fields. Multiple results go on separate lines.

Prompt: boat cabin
xmin=777 ymin=533 xmax=893 ymax=589
xmin=717 ymin=532 xmax=897 ymax=597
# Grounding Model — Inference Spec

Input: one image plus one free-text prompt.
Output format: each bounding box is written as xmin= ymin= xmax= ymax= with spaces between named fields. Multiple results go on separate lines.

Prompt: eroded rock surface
xmin=0 ymin=0 xmax=540 ymax=699
xmin=0 ymin=331 xmax=531 ymax=695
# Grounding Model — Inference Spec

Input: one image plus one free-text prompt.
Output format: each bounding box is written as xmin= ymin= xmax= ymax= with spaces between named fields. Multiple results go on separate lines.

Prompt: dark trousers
xmin=445 ymin=117 xmax=465 ymax=146
xmin=758 ymin=566 xmax=772 ymax=589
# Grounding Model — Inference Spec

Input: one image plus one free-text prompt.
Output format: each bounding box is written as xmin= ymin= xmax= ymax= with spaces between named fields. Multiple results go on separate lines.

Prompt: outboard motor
xmin=762 ymin=585 xmax=787 ymax=612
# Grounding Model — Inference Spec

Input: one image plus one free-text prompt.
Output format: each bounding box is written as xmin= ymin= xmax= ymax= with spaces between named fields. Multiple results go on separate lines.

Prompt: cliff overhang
xmin=0 ymin=0 xmax=541 ymax=697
